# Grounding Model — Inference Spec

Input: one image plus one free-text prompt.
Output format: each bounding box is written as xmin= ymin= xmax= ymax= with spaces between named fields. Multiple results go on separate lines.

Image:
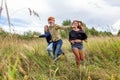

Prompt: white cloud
xmin=68 ymin=0 xmax=120 ymax=19
xmin=112 ymin=19 xmax=120 ymax=34
xmin=105 ymin=0 xmax=120 ymax=6
xmin=2 ymin=25 xmax=44 ymax=34
xmin=0 ymin=0 xmax=120 ymax=34
xmin=7 ymin=0 xmax=52 ymax=13
xmin=1 ymin=0 xmax=52 ymax=34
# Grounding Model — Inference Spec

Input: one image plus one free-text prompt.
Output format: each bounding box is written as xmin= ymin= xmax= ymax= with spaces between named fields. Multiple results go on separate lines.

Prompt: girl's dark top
xmin=69 ymin=29 xmax=87 ymax=41
xmin=39 ymin=32 xmax=52 ymax=44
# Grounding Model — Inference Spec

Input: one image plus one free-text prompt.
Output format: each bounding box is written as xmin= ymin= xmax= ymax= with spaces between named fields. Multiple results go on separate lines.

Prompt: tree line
xmin=0 ymin=20 xmax=120 ymax=40
xmin=61 ymin=20 xmax=117 ymax=38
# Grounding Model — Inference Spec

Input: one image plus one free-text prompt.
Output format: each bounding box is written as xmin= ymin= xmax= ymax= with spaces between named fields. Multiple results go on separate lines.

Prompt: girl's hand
xmin=70 ymin=40 xmax=75 ymax=44
xmin=84 ymin=39 xmax=88 ymax=42
xmin=33 ymin=35 xmax=39 ymax=38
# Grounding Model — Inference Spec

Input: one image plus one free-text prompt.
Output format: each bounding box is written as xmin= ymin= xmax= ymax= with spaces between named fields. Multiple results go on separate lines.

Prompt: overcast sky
xmin=0 ymin=0 xmax=120 ymax=34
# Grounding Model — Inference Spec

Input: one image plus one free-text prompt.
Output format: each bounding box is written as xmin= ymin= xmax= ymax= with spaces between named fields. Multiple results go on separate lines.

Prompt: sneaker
xmin=54 ymin=57 xmax=58 ymax=62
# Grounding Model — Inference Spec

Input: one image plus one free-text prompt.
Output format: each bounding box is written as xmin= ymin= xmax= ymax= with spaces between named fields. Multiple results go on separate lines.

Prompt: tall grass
xmin=0 ymin=36 xmax=120 ymax=80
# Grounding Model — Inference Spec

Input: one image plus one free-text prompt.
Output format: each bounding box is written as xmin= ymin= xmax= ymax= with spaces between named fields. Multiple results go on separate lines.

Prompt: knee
xmin=80 ymin=57 xmax=84 ymax=61
xmin=76 ymin=56 xmax=81 ymax=61
xmin=80 ymin=54 xmax=85 ymax=61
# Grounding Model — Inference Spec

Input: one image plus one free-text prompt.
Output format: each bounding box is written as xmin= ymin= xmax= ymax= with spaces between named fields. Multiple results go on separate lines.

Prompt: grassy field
xmin=0 ymin=36 xmax=120 ymax=80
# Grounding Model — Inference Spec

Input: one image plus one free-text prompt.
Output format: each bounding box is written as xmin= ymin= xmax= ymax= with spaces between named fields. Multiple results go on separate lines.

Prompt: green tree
xmin=117 ymin=30 xmax=120 ymax=36
xmin=88 ymin=27 xmax=99 ymax=36
xmin=0 ymin=27 xmax=9 ymax=37
xmin=62 ymin=20 xmax=71 ymax=26
xmin=61 ymin=20 xmax=72 ymax=38
xmin=61 ymin=20 xmax=113 ymax=37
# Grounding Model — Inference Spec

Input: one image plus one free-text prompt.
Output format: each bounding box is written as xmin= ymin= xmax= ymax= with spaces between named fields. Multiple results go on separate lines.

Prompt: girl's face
xmin=44 ymin=26 xmax=49 ymax=32
xmin=72 ymin=21 xmax=79 ymax=28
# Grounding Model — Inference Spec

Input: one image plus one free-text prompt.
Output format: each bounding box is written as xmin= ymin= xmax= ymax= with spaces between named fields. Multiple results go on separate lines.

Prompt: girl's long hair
xmin=78 ymin=21 xmax=85 ymax=32
xmin=44 ymin=25 xmax=49 ymax=33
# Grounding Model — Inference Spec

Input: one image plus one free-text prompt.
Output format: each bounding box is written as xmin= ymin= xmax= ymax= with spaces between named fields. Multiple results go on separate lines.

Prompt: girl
xmin=69 ymin=20 xmax=87 ymax=68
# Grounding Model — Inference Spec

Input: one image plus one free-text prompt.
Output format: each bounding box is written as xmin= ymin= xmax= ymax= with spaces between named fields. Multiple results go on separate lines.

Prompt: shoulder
xmin=54 ymin=24 xmax=59 ymax=27
xmin=53 ymin=24 xmax=58 ymax=29
xmin=78 ymin=29 xmax=85 ymax=33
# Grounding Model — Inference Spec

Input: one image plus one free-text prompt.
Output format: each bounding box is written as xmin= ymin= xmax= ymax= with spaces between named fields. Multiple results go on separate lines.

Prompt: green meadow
xmin=0 ymin=35 xmax=120 ymax=80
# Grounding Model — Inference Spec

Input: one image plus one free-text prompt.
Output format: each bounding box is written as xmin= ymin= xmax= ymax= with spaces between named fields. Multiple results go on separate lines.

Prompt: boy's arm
xmin=56 ymin=25 xmax=71 ymax=30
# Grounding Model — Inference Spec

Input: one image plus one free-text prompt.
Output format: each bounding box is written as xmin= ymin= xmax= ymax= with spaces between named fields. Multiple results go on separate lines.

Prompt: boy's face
xmin=48 ymin=20 xmax=55 ymax=25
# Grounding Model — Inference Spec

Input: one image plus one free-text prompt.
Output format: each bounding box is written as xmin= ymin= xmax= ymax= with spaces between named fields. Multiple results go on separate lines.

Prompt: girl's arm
xmin=69 ymin=32 xmax=74 ymax=44
xmin=39 ymin=34 xmax=46 ymax=38
xmin=69 ymin=31 xmax=77 ymax=44
xmin=84 ymin=39 xmax=88 ymax=42
xmin=33 ymin=33 xmax=50 ymax=38
xmin=39 ymin=32 xmax=50 ymax=38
